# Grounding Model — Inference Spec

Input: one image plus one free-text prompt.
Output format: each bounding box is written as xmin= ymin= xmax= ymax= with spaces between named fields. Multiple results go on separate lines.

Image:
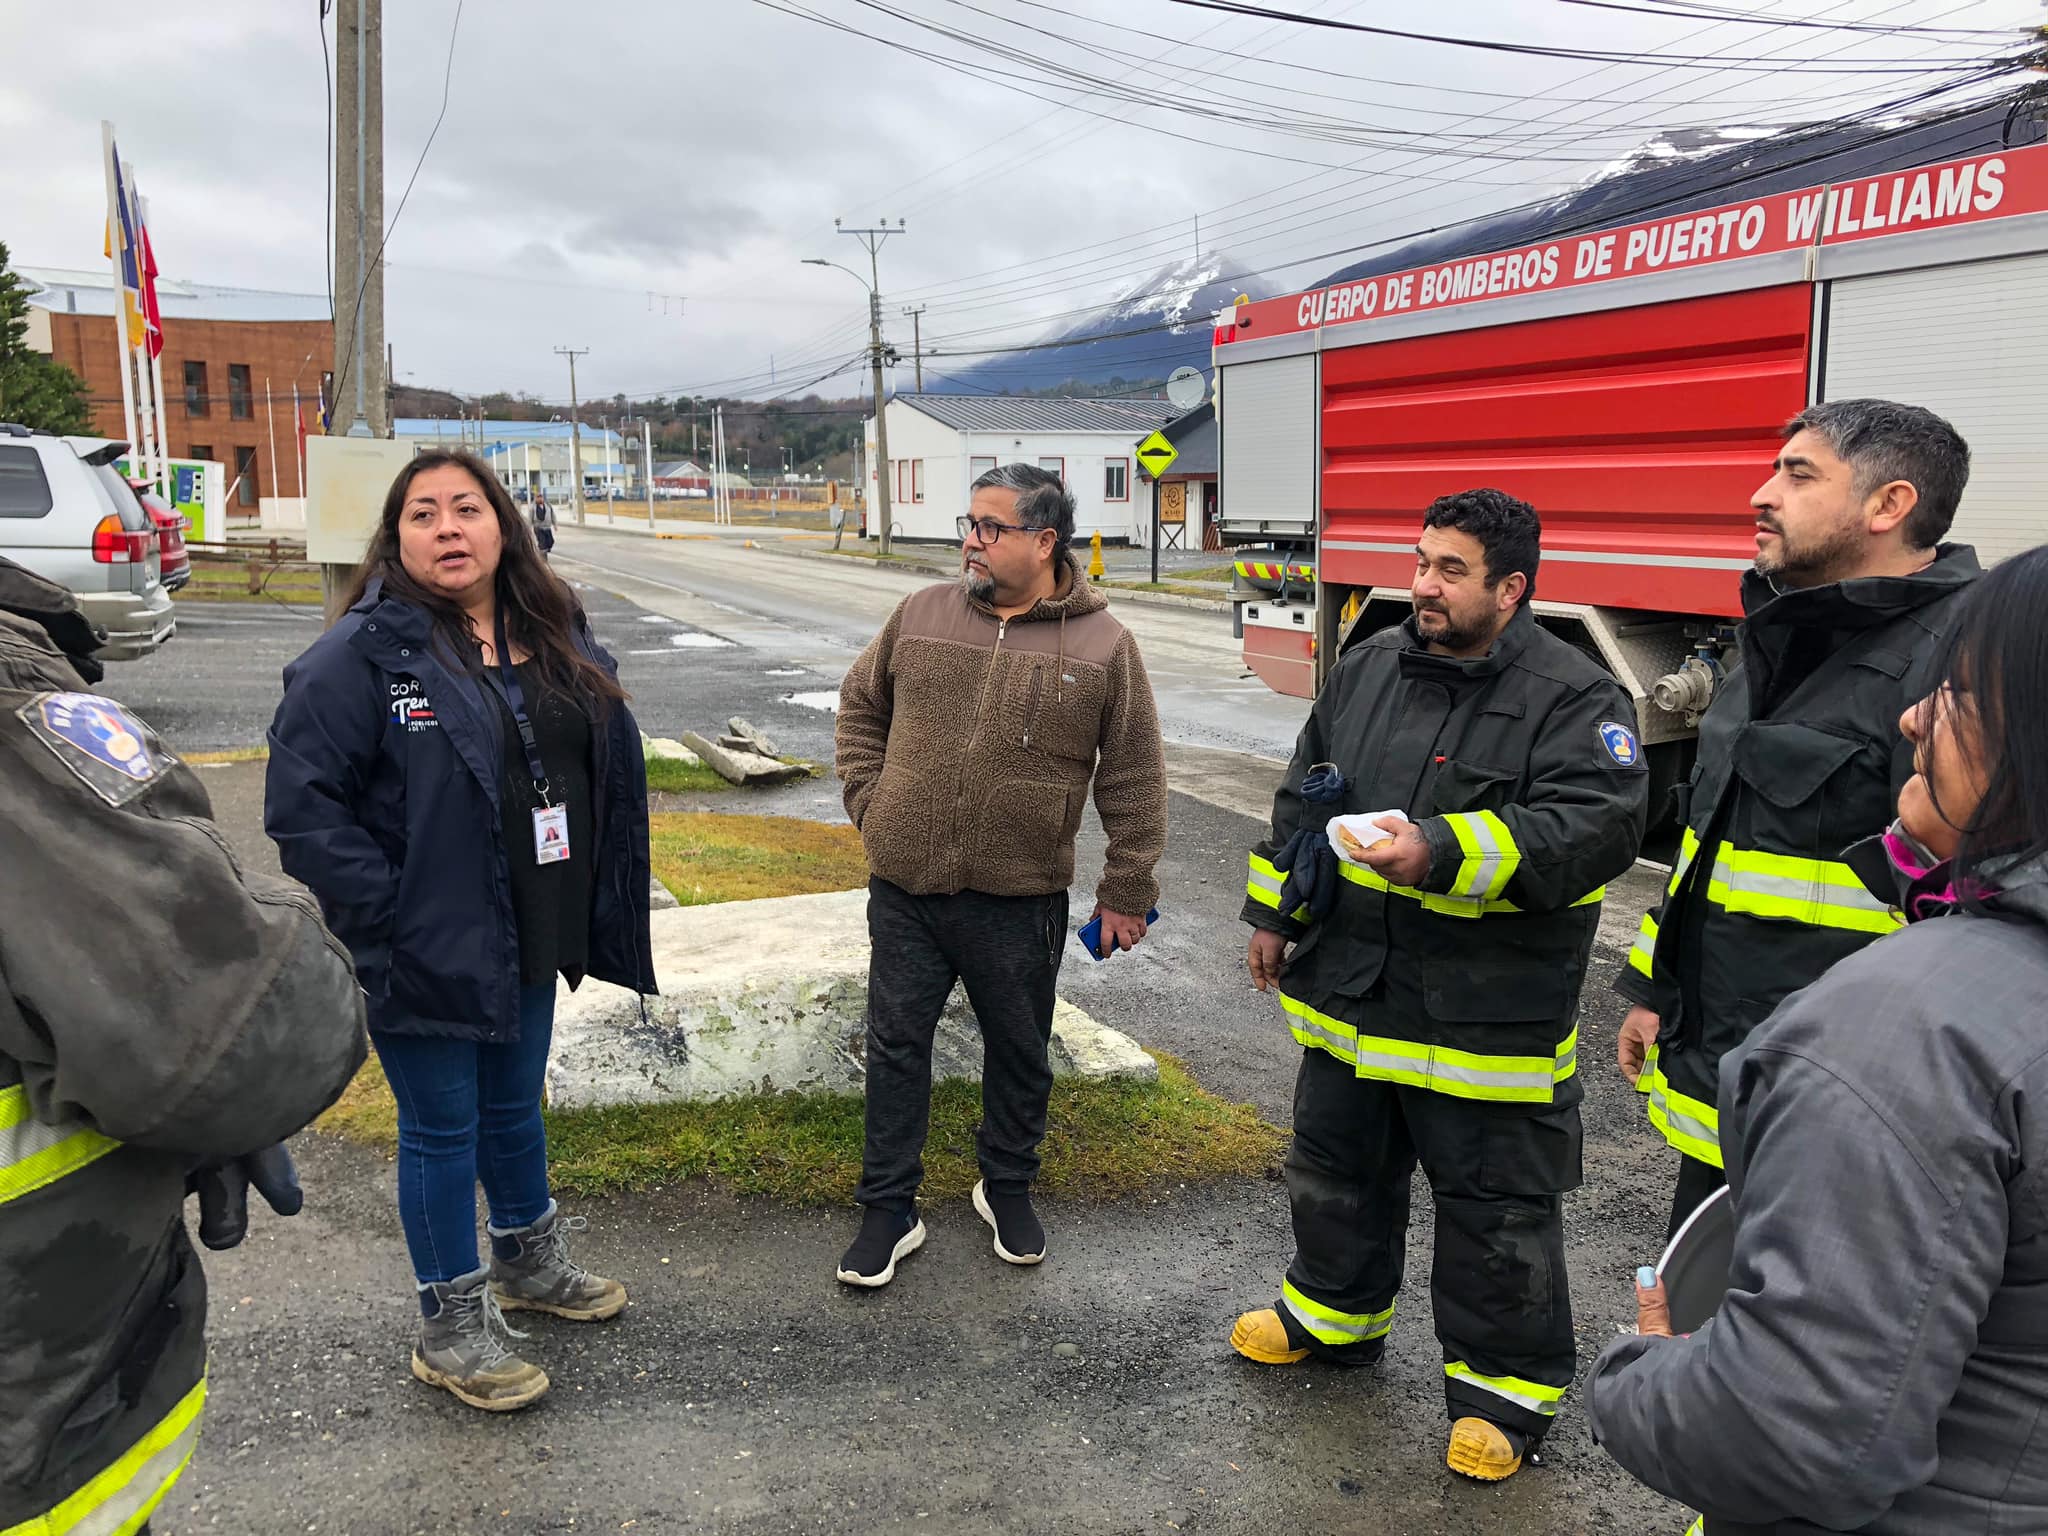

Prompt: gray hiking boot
xmin=489 ymin=1201 xmax=629 ymax=1321
xmin=410 ymin=1267 xmax=549 ymax=1411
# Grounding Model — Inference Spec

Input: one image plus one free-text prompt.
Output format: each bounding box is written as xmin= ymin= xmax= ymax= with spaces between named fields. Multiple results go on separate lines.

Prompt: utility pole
xmin=902 ymin=304 xmax=926 ymax=393
xmin=335 ymin=0 xmax=384 ymax=441
xmin=326 ymin=0 xmax=385 ymax=613
xmin=554 ymin=346 xmax=588 ymax=526
xmin=836 ymin=218 xmax=904 ymax=557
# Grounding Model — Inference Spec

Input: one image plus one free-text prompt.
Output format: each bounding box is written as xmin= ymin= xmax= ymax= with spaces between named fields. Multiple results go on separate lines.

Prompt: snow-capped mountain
xmin=928 ymin=251 xmax=1266 ymax=396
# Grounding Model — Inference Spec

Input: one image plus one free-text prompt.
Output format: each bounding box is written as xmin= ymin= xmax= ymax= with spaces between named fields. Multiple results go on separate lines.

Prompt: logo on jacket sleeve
xmin=18 ymin=691 xmax=161 ymax=805
xmin=1597 ymin=720 xmax=1642 ymax=768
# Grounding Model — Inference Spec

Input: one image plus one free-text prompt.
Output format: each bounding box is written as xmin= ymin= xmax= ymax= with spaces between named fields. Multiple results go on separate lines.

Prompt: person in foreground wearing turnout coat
xmin=0 ymin=557 xmax=366 ymax=1536
xmin=266 ymin=450 xmax=655 ymax=1412
xmin=833 ymin=462 xmax=1168 ymax=1287
xmin=1614 ymin=400 xmax=1979 ymax=1238
xmin=1590 ymin=544 xmax=2048 ymax=1534
xmin=1236 ymin=489 xmax=1647 ymax=1482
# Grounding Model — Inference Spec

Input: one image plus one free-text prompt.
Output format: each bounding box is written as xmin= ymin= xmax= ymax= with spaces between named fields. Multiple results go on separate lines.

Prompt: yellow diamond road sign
xmin=1136 ymin=430 xmax=1178 ymax=479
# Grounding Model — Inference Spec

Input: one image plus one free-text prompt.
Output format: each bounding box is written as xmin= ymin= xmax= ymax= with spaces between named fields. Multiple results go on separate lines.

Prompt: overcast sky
xmin=3 ymin=0 xmax=2034 ymax=405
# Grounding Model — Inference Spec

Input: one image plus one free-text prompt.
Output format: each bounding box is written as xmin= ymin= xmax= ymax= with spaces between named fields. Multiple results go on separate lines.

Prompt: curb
xmin=746 ymin=540 xmax=1233 ymax=614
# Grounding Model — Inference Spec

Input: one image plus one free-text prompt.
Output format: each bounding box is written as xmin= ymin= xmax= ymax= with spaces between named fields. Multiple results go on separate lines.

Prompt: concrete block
xmin=641 ymin=734 xmax=701 ymax=766
xmin=681 ymin=730 xmax=807 ymax=786
xmin=724 ymin=716 xmax=782 ymax=757
xmin=548 ymin=888 xmax=1155 ymax=1108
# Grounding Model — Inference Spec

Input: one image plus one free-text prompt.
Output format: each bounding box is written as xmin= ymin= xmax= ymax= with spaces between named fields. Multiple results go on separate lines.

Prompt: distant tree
xmin=0 ymin=242 xmax=92 ymax=433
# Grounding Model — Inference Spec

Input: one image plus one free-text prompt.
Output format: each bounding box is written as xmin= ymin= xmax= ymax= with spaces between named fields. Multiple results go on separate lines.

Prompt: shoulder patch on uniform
xmin=18 ymin=691 xmax=162 ymax=806
xmin=1597 ymin=719 xmax=1642 ymax=768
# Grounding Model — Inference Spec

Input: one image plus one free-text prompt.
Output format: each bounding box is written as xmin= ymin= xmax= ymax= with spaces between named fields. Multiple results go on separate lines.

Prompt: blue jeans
xmin=371 ymin=984 xmax=556 ymax=1285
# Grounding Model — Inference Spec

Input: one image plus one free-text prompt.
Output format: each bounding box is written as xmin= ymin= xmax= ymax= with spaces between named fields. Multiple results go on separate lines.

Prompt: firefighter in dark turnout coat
xmin=0 ymin=557 xmax=365 ymax=1535
xmin=1235 ymin=491 xmax=1647 ymax=1483
xmin=1616 ymin=400 xmax=1978 ymax=1237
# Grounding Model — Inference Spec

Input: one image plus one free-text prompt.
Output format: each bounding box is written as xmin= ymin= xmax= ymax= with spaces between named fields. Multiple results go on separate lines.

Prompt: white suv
xmin=0 ymin=425 xmax=175 ymax=661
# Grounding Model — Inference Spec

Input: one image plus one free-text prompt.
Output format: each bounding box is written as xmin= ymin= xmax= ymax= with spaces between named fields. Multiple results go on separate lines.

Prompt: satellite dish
xmin=1166 ymin=367 xmax=1206 ymax=412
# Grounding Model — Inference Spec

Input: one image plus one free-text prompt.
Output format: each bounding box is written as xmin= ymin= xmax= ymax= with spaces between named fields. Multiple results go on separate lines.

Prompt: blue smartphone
xmin=1078 ymin=908 xmax=1161 ymax=960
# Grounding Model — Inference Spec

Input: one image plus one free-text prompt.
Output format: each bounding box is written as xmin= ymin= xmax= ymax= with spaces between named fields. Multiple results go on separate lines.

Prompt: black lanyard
xmin=493 ymin=612 xmax=552 ymax=806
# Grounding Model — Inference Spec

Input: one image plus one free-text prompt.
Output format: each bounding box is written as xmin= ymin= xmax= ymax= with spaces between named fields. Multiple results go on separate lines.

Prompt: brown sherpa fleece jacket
xmin=836 ymin=554 xmax=1166 ymax=915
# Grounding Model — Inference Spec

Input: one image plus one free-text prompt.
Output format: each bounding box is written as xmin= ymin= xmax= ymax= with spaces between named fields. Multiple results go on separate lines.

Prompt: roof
xmin=896 ymin=394 xmax=1180 ymax=435
xmin=18 ymin=266 xmax=330 ymax=324
xmin=1152 ymin=401 xmax=1215 ymax=476
xmin=396 ymin=418 xmax=621 ymax=446
xmin=653 ymin=460 xmax=706 ymax=478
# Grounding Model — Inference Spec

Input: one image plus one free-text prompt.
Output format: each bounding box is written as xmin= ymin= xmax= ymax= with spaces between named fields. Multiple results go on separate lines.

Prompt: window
xmin=234 ymin=446 xmax=258 ymax=507
xmin=911 ymin=459 xmax=925 ymax=503
xmin=1104 ymin=458 xmax=1129 ymax=501
xmin=894 ymin=459 xmax=908 ymax=501
xmin=189 ymin=444 xmax=214 ymax=465
xmin=969 ymin=455 xmax=996 ymax=481
xmin=0 ymin=445 xmax=54 ymax=518
xmin=183 ymin=360 xmax=209 ymax=417
xmin=1037 ymin=456 xmax=1064 ymax=482
xmin=228 ymin=364 xmax=253 ymax=420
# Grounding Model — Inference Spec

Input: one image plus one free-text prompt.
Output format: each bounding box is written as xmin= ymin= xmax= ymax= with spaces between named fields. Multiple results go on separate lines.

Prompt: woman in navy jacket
xmin=266 ymin=449 xmax=654 ymax=1411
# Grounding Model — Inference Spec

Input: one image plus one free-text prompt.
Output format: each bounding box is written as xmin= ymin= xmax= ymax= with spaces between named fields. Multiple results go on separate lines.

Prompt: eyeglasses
xmin=957 ymin=515 xmax=1043 ymax=544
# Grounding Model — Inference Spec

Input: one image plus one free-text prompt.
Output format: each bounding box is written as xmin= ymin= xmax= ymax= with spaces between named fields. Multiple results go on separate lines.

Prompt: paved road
xmin=92 ymin=549 xmax=1687 ymax=1534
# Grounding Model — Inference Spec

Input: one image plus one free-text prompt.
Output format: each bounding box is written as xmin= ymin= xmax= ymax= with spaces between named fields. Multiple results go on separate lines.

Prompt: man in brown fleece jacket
xmin=833 ymin=462 xmax=1167 ymax=1287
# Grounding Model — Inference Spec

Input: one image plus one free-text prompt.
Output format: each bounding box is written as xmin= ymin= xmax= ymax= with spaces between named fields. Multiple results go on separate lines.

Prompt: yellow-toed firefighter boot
xmin=1446 ymin=1417 xmax=1527 ymax=1481
xmin=1229 ymin=1307 xmax=1311 ymax=1365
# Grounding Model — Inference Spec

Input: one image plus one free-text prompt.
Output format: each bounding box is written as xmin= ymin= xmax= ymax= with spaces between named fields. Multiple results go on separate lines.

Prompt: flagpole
xmin=100 ymin=122 xmax=140 ymax=468
xmin=265 ymin=376 xmax=279 ymax=517
xmin=123 ymin=164 xmax=162 ymax=496
xmin=293 ymin=383 xmax=306 ymax=499
xmin=140 ymin=190 xmax=170 ymax=497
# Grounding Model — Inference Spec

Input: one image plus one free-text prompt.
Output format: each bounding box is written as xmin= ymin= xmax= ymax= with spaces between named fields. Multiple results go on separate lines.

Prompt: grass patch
xmin=183 ymin=745 xmax=271 ymax=765
xmin=646 ymin=810 xmax=867 ymax=905
xmin=320 ymin=1051 xmax=1282 ymax=1202
xmin=645 ymin=755 xmax=732 ymax=794
xmin=179 ymin=565 xmax=325 ymax=604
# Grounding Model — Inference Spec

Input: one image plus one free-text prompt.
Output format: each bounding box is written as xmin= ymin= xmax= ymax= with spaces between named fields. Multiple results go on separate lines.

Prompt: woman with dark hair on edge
xmin=1586 ymin=544 xmax=2048 ymax=1533
xmin=264 ymin=449 xmax=655 ymax=1411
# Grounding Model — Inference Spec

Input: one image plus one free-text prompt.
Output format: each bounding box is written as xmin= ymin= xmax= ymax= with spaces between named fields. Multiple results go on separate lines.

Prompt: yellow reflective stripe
xmin=1 ymin=1376 xmax=206 ymax=1536
xmin=1628 ymin=911 xmax=1659 ymax=979
xmin=1247 ymin=852 xmax=1284 ymax=909
xmin=1444 ymin=1362 xmax=1566 ymax=1417
xmin=1279 ymin=993 xmax=1574 ymax=1103
xmin=1335 ymin=858 xmax=1601 ymax=918
xmin=1683 ymin=1520 xmax=1705 ymax=1536
xmin=1442 ymin=810 xmax=1519 ymax=901
xmin=1281 ymin=1281 xmax=1395 ymax=1346
xmin=1246 ymin=853 xmax=1310 ymax=923
xmin=0 ymin=1086 xmax=120 ymax=1206
xmin=1669 ymin=827 xmax=1700 ymax=895
xmin=1641 ymin=1049 xmax=1723 ymax=1169
xmin=1705 ymin=844 xmax=1902 ymax=936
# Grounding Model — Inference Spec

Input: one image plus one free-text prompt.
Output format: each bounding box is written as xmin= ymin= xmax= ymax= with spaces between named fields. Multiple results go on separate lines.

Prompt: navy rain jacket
xmin=264 ymin=580 xmax=656 ymax=1042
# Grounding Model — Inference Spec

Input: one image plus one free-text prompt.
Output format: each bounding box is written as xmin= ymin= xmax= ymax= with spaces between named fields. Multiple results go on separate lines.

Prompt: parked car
xmin=134 ymin=483 xmax=190 ymax=591
xmin=0 ymin=424 xmax=175 ymax=661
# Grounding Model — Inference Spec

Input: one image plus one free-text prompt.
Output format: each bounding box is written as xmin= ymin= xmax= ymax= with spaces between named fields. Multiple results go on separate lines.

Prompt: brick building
xmin=21 ymin=266 xmax=332 ymax=511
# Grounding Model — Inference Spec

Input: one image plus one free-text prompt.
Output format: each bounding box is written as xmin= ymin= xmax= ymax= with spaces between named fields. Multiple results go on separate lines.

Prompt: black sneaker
xmin=835 ymin=1204 xmax=925 ymax=1288
xmin=972 ymin=1179 xmax=1046 ymax=1265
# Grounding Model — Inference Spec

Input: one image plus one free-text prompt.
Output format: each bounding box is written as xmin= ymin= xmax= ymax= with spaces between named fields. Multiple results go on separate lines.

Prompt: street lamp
xmin=801 ymin=255 xmax=896 ymax=554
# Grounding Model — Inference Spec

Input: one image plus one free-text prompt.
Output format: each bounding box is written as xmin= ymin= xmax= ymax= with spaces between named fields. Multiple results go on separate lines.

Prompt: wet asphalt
xmin=99 ymin=570 xmax=1688 ymax=1535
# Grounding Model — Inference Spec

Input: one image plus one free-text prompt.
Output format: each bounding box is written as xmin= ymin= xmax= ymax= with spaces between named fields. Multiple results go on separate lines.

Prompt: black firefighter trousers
xmin=855 ymin=877 xmax=1069 ymax=1210
xmin=1279 ymin=1046 xmax=1583 ymax=1442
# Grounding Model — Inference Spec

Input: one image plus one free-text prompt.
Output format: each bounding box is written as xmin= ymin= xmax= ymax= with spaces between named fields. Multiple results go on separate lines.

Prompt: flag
xmin=107 ymin=153 xmax=145 ymax=350
xmin=136 ymin=213 xmax=162 ymax=361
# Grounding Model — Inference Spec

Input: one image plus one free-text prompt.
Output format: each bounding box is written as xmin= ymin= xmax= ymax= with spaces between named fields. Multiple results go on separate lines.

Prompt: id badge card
xmin=533 ymin=804 xmax=571 ymax=864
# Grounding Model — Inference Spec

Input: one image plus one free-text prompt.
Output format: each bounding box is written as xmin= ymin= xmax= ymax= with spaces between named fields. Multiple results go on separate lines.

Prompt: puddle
xmin=636 ymin=614 xmax=676 ymax=624
xmin=781 ymin=690 xmax=841 ymax=712
xmin=764 ymin=668 xmax=806 ymax=677
xmin=670 ymin=632 xmax=735 ymax=649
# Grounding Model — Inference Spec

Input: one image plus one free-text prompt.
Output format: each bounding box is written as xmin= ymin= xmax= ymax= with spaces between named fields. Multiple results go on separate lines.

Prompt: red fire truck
xmin=1215 ymin=136 xmax=2048 ymax=794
